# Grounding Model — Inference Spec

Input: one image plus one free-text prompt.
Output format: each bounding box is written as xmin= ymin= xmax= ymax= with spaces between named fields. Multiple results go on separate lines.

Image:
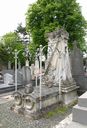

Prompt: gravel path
xmin=0 ymin=99 xmax=72 ymax=128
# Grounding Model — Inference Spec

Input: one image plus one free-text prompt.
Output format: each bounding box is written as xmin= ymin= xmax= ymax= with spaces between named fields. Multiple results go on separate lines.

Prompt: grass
xmin=44 ymin=106 xmax=68 ymax=118
xmin=44 ymin=99 xmax=78 ymax=118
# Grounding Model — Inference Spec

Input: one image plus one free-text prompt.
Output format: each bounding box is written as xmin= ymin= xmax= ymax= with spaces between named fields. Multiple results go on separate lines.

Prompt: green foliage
xmin=0 ymin=43 xmax=9 ymax=65
xmin=29 ymin=42 xmax=37 ymax=63
xmin=26 ymin=0 xmax=87 ymax=54
xmin=0 ymin=32 xmax=24 ymax=67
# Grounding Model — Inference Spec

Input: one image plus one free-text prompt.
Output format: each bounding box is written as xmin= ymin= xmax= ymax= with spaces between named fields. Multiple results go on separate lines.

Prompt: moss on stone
xmin=45 ymin=106 xmax=68 ymax=118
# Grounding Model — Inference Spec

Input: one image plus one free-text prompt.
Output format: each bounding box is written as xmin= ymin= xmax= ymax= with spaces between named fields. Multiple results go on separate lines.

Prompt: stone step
xmin=73 ymin=104 xmax=87 ymax=125
xmin=78 ymin=91 xmax=87 ymax=107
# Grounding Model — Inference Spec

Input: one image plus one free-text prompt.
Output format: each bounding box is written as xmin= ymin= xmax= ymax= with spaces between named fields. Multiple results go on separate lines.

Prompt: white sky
xmin=0 ymin=0 xmax=87 ymax=37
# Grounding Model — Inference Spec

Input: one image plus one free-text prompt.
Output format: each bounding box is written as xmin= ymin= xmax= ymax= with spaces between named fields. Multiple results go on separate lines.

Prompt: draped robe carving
xmin=44 ymin=29 xmax=73 ymax=87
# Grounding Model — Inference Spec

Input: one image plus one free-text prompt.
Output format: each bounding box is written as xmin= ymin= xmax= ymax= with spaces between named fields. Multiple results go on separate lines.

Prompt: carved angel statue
xmin=45 ymin=29 xmax=72 ymax=86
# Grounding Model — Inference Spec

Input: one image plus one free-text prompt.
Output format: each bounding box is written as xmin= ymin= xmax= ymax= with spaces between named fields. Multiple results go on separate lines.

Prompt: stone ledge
xmin=73 ymin=104 xmax=87 ymax=125
xmin=78 ymin=91 xmax=87 ymax=107
xmin=62 ymin=85 xmax=79 ymax=93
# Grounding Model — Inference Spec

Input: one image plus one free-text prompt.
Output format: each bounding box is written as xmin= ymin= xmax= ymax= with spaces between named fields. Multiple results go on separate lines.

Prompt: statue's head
xmin=47 ymin=29 xmax=69 ymax=55
xmin=57 ymin=29 xmax=69 ymax=41
xmin=48 ymin=28 xmax=69 ymax=42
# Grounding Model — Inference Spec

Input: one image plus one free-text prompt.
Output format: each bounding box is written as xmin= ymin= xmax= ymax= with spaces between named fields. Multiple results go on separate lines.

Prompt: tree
xmin=0 ymin=32 xmax=24 ymax=67
xmin=16 ymin=23 xmax=34 ymax=64
xmin=16 ymin=23 xmax=27 ymax=36
xmin=26 ymin=0 xmax=87 ymax=52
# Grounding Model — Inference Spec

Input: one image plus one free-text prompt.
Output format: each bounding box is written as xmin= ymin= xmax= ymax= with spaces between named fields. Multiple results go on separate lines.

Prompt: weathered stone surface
xmin=1 ymin=69 xmax=23 ymax=86
xmin=16 ymin=70 xmax=23 ymax=85
xmin=4 ymin=73 xmax=14 ymax=85
xmin=25 ymin=83 xmax=34 ymax=94
xmin=70 ymin=41 xmax=84 ymax=76
xmin=45 ymin=29 xmax=72 ymax=85
xmin=70 ymin=41 xmax=87 ymax=92
xmin=73 ymin=105 xmax=87 ymax=125
xmin=22 ymin=66 xmax=32 ymax=85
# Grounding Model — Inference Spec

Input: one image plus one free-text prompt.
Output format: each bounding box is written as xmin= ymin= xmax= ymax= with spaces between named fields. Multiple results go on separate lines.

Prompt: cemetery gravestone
xmin=70 ymin=41 xmax=87 ymax=93
xmin=4 ymin=73 xmax=14 ymax=85
xmin=12 ymin=29 xmax=79 ymax=117
xmin=22 ymin=66 xmax=32 ymax=85
xmin=17 ymin=70 xmax=23 ymax=85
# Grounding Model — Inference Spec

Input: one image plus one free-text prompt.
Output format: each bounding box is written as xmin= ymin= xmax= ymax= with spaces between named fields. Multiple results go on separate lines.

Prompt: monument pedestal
xmin=12 ymin=86 xmax=59 ymax=118
xmin=13 ymin=84 xmax=78 ymax=118
xmin=62 ymin=85 xmax=79 ymax=105
xmin=16 ymin=86 xmax=59 ymax=114
xmin=61 ymin=80 xmax=79 ymax=105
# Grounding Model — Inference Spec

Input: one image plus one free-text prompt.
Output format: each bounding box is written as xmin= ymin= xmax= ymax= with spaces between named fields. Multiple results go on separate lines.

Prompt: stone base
xmin=62 ymin=85 xmax=79 ymax=105
xmin=12 ymin=86 xmax=59 ymax=118
xmin=24 ymin=86 xmax=59 ymax=113
xmin=13 ymin=84 xmax=78 ymax=118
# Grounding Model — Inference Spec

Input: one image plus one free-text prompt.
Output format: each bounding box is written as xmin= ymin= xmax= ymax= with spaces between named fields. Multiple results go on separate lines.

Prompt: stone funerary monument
xmin=13 ymin=29 xmax=79 ymax=117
